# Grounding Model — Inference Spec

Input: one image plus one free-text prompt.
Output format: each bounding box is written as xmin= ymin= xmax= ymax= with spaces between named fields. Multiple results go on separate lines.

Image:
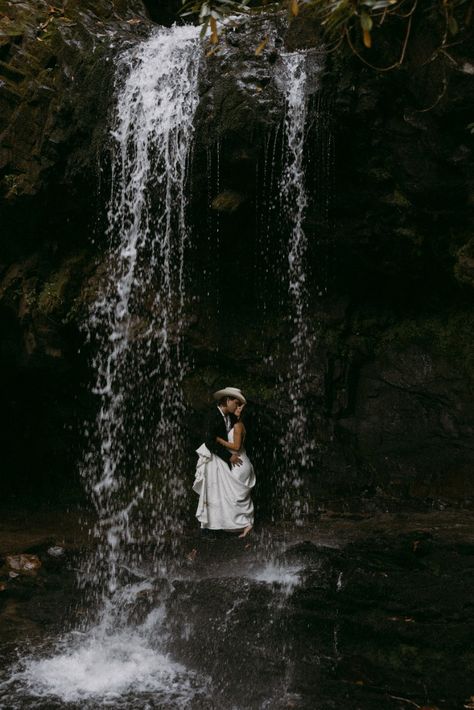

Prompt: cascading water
xmin=82 ymin=25 xmax=201 ymax=598
xmin=0 ymin=25 xmax=206 ymax=708
xmin=277 ymin=50 xmax=323 ymax=524
xmin=0 ymin=22 xmax=334 ymax=710
xmin=1 ymin=15 xmax=445 ymax=710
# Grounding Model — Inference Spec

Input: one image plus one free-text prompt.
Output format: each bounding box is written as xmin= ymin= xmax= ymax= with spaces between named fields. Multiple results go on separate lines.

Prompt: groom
xmin=204 ymin=387 xmax=246 ymax=469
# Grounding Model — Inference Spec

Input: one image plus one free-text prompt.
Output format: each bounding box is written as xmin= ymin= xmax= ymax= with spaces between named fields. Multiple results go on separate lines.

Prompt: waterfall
xmin=0 ymin=26 xmax=207 ymax=707
xmin=278 ymin=50 xmax=323 ymax=523
xmin=0 ymin=23 xmax=343 ymax=710
xmin=82 ymin=25 xmax=201 ymax=594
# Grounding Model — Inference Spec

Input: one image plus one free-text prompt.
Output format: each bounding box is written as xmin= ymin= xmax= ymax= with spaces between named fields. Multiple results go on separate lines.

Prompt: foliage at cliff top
xmin=180 ymin=0 xmax=473 ymax=69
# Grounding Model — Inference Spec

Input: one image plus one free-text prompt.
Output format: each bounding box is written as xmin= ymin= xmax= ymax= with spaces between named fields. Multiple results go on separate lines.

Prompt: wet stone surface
xmin=160 ymin=526 xmax=474 ymax=709
xmin=0 ymin=543 xmax=80 ymax=675
xmin=0 ymin=511 xmax=473 ymax=709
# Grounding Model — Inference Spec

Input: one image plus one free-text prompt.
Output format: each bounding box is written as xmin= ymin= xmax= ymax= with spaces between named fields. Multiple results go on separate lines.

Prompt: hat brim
xmin=213 ymin=388 xmax=246 ymax=404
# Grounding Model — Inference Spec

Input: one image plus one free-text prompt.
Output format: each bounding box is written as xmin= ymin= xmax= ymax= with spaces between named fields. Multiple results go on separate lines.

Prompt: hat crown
xmin=213 ymin=387 xmax=246 ymax=404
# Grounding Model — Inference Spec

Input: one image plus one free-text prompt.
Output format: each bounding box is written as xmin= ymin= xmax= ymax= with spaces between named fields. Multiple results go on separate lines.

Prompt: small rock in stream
xmin=6 ymin=554 xmax=41 ymax=572
xmin=47 ymin=546 xmax=65 ymax=557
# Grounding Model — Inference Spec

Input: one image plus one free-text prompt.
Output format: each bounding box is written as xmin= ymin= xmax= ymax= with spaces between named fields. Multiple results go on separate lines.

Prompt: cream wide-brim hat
xmin=213 ymin=387 xmax=247 ymax=404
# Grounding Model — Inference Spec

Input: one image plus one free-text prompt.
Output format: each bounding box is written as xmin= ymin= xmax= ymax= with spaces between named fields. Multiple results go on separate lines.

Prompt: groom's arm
xmin=204 ymin=411 xmax=232 ymax=465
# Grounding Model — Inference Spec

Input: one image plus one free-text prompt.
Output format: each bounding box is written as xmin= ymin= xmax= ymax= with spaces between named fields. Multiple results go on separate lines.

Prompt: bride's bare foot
xmin=238 ymin=525 xmax=252 ymax=539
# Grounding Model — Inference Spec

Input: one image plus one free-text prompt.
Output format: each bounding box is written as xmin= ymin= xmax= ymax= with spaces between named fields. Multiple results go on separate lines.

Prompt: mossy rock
xmin=455 ymin=237 xmax=474 ymax=289
xmin=0 ymin=0 xmax=151 ymax=201
xmin=37 ymin=253 xmax=85 ymax=316
xmin=377 ymin=310 xmax=474 ymax=380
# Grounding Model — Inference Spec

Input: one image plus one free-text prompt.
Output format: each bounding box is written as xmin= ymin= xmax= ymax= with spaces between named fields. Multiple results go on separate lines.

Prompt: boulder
xmin=6 ymin=554 xmax=42 ymax=572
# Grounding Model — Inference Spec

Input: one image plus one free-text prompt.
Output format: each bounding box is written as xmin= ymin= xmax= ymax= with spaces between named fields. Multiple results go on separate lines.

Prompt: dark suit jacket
xmin=204 ymin=406 xmax=235 ymax=468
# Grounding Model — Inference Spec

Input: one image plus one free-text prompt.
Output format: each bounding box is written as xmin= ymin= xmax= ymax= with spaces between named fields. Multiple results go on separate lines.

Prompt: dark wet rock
xmin=211 ymin=189 xmax=246 ymax=213
xmin=0 ymin=0 xmax=150 ymax=204
xmin=0 ymin=539 xmax=79 ymax=649
xmin=0 ymin=0 xmax=154 ymax=501
xmin=195 ymin=13 xmax=290 ymax=145
xmin=455 ymin=237 xmax=474 ymax=288
xmin=155 ymin=531 xmax=474 ymax=709
xmin=125 ymin=584 xmax=169 ymax=626
xmin=5 ymin=553 xmax=41 ymax=572
xmin=283 ymin=13 xmax=323 ymax=52
xmin=47 ymin=545 xmax=65 ymax=557
xmin=164 ymin=576 xmax=290 ymax=708
xmin=0 ymin=515 xmax=472 ymax=708
xmin=141 ymin=0 xmax=181 ymax=26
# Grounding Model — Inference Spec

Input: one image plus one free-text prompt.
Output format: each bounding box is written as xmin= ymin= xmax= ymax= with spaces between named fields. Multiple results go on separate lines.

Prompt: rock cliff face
xmin=0 ymin=0 xmax=150 ymax=499
xmin=0 ymin=2 xmax=472 ymax=508
xmin=185 ymin=12 xmax=474 ymax=510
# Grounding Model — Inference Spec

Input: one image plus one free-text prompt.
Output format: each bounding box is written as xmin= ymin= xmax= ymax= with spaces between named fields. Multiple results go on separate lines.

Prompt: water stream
xmin=1 ymin=25 xmax=206 ymax=707
xmin=82 ymin=25 xmax=201 ymax=596
xmin=276 ymin=50 xmax=324 ymax=525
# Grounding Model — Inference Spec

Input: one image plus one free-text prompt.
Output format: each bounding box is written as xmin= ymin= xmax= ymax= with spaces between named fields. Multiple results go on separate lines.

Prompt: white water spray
xmin=0 ymin=27 xmax=204 ymax=708
xmin=83 ymin=25 xmax=201 ymax=596
xmin=0 ymin=591 xmax=203 ymax=707
xmin=279 ymin=51 xmax=322 ymax=523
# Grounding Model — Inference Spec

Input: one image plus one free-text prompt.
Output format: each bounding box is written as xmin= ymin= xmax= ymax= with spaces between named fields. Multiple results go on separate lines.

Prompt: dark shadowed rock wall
xmin=0 ymin=2 xmax=472 ymax=510
xmin=0 ymin=0 xmax=150 ymax=501
xmin=183 ymin=12 xmax=474 ymax=511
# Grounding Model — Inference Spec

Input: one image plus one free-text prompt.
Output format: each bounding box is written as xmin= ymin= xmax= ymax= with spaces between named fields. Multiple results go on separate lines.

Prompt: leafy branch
xmin=180 ymin=0 xmax=251 ymax=40
xmin=179 ymin=0 xmax=473 ymax=68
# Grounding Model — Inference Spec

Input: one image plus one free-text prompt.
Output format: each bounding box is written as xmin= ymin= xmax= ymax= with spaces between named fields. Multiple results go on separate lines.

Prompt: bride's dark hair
xmin=235 ymin=405 xmax=248 ymax=426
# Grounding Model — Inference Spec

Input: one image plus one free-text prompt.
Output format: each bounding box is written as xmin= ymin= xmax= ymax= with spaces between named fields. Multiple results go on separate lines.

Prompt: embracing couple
xmin=193 ymin=387 xmax=255 ymax=538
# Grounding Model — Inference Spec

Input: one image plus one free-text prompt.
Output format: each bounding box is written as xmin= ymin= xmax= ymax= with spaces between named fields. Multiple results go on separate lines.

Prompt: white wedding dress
xmin=193 ymin=427 xmax=255 ymax=530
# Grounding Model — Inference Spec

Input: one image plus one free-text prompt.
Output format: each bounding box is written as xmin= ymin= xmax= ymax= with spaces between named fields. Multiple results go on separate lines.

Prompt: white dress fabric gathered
xmin=193 ymin=427 xmax=255 ymax=530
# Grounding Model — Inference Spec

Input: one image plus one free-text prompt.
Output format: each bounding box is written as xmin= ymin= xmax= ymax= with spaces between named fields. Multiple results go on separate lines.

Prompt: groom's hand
xmin=230 ymin=454 xmax=243 ymax=467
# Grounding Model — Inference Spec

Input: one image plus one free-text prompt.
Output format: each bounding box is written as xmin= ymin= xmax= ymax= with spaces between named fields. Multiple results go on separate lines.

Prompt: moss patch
xmin=377 ymin=310 xmax=474 ymax=379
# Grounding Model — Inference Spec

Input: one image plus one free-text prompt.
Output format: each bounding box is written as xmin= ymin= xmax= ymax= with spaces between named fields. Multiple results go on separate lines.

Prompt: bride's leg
xmin=238 ymin=524 xmax=252 ymax=538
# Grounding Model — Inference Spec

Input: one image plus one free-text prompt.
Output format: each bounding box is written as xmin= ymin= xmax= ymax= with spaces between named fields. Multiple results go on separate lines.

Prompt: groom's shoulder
xmin=203 ymin=405 xmax=220 ymax=432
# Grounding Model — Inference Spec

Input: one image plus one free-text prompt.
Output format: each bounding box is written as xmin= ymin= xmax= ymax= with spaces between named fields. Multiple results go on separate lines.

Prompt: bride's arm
xmin=216 ymin=423 xmax=244 ymax=451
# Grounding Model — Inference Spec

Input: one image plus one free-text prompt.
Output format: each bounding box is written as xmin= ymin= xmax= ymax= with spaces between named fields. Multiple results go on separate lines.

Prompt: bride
xmin=193 ymin=400 xmax=255 ymax=538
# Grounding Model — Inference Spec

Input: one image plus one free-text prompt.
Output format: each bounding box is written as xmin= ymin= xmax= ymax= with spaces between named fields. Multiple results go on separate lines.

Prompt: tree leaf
xmin=199 ymin=17 xmax=210 ymax=39
xmin=363 ymin=28 xmax=372 ymax=48
xmin=255 ymin=35 xmax=269 ymax=56
xmin=466 ymin=3 xmax=473 ymax=26
xmin=210 ymin=15 xmax=218 ymax=44
xmin=291 ymin=0 xmax=299 ymax=17
xmin=360 ymin=12 xmax=373 ymax=31
xmin=448 ymin=15 xmax=459 ymax=35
